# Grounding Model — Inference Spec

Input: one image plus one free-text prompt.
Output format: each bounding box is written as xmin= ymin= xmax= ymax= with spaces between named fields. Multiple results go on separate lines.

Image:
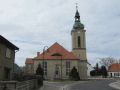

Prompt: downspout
xmin=12 ymin=50 xmax=19 ymax=79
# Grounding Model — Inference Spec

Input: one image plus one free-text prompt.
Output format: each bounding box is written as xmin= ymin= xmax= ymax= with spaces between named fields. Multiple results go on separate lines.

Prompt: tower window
xmin=78 ymin=36 xmax=81 ymax=48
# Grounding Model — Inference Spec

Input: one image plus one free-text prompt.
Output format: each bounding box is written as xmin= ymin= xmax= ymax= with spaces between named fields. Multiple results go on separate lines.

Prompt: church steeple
xmin=75 ymin=10 xmax=80 ymax=22
xmin=73 ymin=5 xmax=84 ymax=29
xmin=71 ymin=4 xmax=87 ymax=79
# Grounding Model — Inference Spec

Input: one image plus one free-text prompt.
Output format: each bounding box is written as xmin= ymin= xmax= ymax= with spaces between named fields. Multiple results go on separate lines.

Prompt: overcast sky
xmin=0 ymin=0 xmax=120 ymax=66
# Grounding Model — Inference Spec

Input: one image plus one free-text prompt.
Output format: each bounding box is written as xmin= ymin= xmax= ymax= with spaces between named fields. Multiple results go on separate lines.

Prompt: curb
xmin=109 ymin=81 xmax=120 ymax=90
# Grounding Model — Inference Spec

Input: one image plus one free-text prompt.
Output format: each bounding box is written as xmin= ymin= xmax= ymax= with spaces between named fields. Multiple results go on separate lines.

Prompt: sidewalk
xmin=109 ymin=80 xmax=120 ymax=90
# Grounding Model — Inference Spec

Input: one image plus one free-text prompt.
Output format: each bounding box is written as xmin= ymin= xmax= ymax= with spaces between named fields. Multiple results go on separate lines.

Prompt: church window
xmin=43 ymin=61 xmax=47 ymax=76
xmin=66 ymin=61 xmax=70 ymax=76
xmin=78 ymin=36 xmax=81 ymax=48
xmin=55 ymin=64 xmax=60 ymax=79
xmin=55 ymin=65 xmax=59 ymax=75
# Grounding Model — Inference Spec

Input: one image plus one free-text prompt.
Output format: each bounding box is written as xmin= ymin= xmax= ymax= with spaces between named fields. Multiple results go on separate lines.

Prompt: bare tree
xmin=99 ymin=57 xmax=117 ymax=68
xmin=95 ymin=63 xmax=99 ymax=70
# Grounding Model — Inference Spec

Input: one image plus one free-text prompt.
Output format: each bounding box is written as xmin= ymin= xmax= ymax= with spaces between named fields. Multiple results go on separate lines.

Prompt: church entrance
xmin=54 ymin=64 xmax=60 ymax=79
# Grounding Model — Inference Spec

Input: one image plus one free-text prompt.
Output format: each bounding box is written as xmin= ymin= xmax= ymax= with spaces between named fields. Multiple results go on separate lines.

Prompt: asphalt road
xmin=67 ymin=80 xmax=117 ymax=90
xmin=42 ymin=81 xmax=65 ymax=90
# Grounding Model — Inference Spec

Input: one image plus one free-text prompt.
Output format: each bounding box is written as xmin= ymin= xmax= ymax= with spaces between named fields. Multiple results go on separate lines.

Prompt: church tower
xmin=71 ymin=7 xmax=87 ymax=79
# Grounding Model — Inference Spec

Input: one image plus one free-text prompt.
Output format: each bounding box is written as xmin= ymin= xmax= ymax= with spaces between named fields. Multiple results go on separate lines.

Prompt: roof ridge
xmin=34 ymin=42 xmax=79 ymax=60
xmin=0 ymin=35 xmax=19 ymax=50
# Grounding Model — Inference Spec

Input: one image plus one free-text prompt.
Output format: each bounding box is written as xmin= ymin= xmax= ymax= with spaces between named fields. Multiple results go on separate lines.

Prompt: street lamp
xmin=42 ymin=46 xmax=49 ymax=78
xmin=51 ymin=53 xmax=62 ymax=80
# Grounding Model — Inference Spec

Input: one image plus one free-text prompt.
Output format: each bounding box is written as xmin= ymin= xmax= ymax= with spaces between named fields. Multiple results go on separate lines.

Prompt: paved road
xmin=67 ymin=80 xmax=117 ymax=90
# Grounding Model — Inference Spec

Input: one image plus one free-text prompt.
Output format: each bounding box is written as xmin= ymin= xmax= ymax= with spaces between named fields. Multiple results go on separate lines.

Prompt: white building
xmin=108 ymin=63 xmax=120 ymax=78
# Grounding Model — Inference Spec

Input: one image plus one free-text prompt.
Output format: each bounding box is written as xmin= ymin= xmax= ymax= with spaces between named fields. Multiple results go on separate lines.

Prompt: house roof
xmin=108 ymin=63 xmax=120 ymax=72
xmin=34 ymin=42 xmax=80 ymax=60
xmin=25 ymin=58 xmax=34 ymax=64
xmin=0 ymin=35 xmax=19 ymax=50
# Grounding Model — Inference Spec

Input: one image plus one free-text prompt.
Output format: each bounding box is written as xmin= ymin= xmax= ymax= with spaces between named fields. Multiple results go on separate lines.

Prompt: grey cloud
xmin=12 ymin=40 xmax=43 ymax=45
xmin=0 ymin=0 xmax=120 ymax=66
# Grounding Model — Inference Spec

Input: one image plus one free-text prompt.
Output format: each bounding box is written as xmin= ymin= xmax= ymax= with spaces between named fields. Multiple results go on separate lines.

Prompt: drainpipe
xmin=12 ymin=50 xmax=19 ymax=80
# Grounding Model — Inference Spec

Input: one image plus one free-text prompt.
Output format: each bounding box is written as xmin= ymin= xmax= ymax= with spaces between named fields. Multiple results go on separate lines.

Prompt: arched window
xmin=43 ymin=61 xmax=47 ymax=76
xmin=78 ymin=36 xmax=81 ymax=48
xmin=66 ymin=61 xmax=70 ymax=76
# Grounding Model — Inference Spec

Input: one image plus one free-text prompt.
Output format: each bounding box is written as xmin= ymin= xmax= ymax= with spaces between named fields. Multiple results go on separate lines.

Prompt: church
xmin=25 ymin=8 xmax=88 ymax=79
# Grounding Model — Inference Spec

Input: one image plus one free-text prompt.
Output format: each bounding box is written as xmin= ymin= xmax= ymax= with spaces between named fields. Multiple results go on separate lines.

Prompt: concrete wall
xmin=108 ymin=72 xmax=120 ymax=78
xmin=0 ymin=43 xmax=15 ymax=80
xmin=0 ymin=79 xmax=38 ymax=90
xmin=34 ymin=60 xmax=78 ymax=80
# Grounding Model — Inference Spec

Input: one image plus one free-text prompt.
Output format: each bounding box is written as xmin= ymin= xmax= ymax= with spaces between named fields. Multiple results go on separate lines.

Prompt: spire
xmin=76 ymin=3 xmax=78 ymax=10
xmin=73 ymin=4 xmax=84 ymax=29
xmin=75 ymin=3 xmax=80 ymax=22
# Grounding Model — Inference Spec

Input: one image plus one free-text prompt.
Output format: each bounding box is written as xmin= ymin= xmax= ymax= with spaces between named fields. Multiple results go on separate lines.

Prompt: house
xmin=25 ymin=58 xmax=34 ymax=75
xmin=0 ymin=35 xmax=19 ymax=80
xmin=108 ymin=63 xmax=120 ymax=78
xmin=25 ymin=7 xmax=88 ymax=79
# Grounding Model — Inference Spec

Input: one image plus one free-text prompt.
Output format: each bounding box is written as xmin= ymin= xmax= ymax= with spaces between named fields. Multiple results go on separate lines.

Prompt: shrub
xmin=69 ymin=66 xmax=80 ymax=81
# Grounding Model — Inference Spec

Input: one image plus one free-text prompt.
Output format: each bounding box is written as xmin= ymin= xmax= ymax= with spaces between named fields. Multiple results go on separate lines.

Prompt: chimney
xmin=37 ymin=52 xmax=40 ymax=57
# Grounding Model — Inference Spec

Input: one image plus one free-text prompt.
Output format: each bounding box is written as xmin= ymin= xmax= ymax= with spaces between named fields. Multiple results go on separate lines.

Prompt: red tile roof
xmin=108 ymin=63 xmax=120 ymax=72
xmin=25 ymin=58 xmax=34 ymax=64
xmin=34 ymin=42 xmax=79 ymax=60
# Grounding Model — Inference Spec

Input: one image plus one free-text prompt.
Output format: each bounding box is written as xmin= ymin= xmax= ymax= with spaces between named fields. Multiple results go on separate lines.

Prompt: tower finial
xmin=75 ymin=3 xmax=80 ymax=21
xmin=76 ymin=3 xmax=78 ymax=11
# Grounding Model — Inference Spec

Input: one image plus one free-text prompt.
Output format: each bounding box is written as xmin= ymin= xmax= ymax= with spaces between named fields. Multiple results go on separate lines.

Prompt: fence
xmin=0 ymin=79 xmax=38 ymax=90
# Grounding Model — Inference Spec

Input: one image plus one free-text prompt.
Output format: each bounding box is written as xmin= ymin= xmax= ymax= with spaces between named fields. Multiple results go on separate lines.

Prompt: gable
xmin=34 ymin=42 xmax=79 ymax=60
